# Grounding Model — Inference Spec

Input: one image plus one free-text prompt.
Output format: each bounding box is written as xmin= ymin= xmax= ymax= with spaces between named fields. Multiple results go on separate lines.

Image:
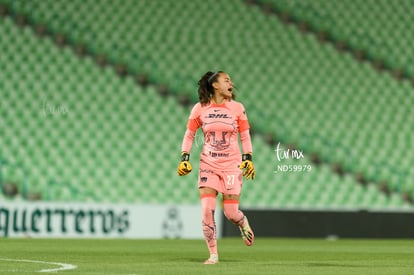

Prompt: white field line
xmin=0 ymin=258 xmax=77 ymax=273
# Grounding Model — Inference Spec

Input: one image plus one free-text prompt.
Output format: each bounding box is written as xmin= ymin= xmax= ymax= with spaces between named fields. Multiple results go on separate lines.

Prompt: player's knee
xmin=202 ymin=207 xmax=215 ymax=221
xmin=223 ymin=208 xmax=231 ymax=221
xmin=201 ymin=196 xmax=216 ymax=222
xmin=223 ymin=209 xmax=236 ymax=223
xmin=223 ymin=202 xmax=242 ymax=223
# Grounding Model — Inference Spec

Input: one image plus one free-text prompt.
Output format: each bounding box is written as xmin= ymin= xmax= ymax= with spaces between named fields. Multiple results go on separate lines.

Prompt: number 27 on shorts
xmin=226 ymin=175 xmax=235 ymax=190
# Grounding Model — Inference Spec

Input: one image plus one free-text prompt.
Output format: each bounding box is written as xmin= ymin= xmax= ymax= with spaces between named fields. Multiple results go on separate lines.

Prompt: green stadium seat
xmin=1 ymin=0 xmax=413 ymax=209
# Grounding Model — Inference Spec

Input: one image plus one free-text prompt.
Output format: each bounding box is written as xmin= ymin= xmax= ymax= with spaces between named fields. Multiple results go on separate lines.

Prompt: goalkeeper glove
xmin=177 ymin=152 xmax=192 ymax=176
xmin=239 ymin=153 xmax=255 ymax=180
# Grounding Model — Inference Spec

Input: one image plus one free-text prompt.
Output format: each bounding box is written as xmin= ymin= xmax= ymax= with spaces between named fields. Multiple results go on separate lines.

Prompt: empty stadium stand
xmin=0 ymin=0 xmax=412 ymax=209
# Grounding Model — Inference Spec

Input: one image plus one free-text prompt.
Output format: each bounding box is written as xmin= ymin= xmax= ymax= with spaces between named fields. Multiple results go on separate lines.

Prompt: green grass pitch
xmin=1 ymin=238 xmax=414 ymax=274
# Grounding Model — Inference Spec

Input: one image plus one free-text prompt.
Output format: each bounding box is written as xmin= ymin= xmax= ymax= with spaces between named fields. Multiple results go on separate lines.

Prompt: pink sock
xmin=223 ymin=199 xmax=245 ymax=227
xmin=201 ymin=194 xmax=217 ymax=255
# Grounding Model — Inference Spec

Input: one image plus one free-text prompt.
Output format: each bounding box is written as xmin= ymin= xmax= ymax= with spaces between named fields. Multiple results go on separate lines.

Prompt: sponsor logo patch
xmin=208 ymin=114 xmax=230 ymax=119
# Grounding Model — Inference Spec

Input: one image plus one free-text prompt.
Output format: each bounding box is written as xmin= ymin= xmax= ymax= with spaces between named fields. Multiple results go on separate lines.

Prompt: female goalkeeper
xmin=177 ymin=71 xmax=255 ymax=264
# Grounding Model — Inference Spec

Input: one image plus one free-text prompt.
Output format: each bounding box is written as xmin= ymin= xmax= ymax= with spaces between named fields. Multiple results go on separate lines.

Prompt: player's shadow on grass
xmin=188 ymin=258 xmax=241 ymax=263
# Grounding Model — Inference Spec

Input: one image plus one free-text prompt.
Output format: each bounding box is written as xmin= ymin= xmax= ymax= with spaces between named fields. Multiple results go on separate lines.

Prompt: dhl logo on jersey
xmin=208 ymin=113 xmax=231 ymax=119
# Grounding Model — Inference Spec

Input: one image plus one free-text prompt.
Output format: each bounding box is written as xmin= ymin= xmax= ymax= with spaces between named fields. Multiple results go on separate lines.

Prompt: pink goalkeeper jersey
xmin=184 ymin=100 xmax=250 ymax=170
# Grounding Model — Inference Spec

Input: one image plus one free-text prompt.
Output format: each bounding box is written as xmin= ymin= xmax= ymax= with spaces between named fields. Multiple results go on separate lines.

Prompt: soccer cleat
xmin=203 ymin=254 xmax=219 ymax=265
xmin=239 ymin=216 xmax=254 ymax=246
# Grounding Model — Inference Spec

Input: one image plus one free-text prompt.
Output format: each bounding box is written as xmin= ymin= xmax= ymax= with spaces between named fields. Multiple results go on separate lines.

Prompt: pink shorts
xmin=198 ymin=168 xmax=243 ymax=195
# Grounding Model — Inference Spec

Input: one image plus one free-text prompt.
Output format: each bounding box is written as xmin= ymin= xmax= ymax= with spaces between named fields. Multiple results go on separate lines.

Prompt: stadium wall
xmin=222 ymin=209 xmax=414 ymax=238
xmin=0 ymin=202 xmax=222 ymax=239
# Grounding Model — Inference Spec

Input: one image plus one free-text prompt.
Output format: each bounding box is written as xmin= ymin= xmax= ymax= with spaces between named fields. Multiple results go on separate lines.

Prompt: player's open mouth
xmin=228 ymin=88 xmax=233 ymax=92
